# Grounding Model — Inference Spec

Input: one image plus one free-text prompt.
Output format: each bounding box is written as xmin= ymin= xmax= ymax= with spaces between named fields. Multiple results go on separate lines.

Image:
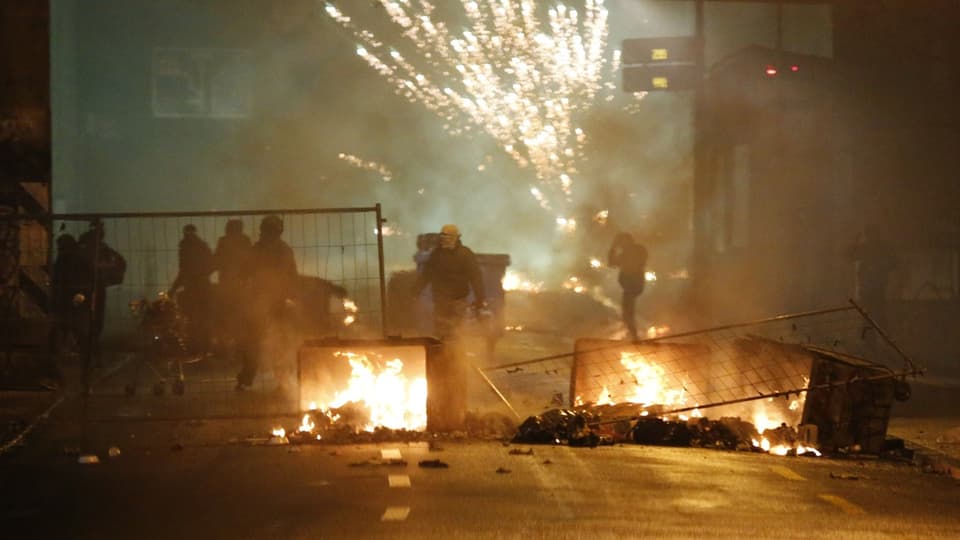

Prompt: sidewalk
xmin=0 ymin=389 xmax=63 ymax=454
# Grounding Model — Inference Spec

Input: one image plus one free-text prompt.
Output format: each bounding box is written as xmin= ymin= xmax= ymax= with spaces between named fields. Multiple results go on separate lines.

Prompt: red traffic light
xmin=790 ymin=64 xmax=800 ymax=72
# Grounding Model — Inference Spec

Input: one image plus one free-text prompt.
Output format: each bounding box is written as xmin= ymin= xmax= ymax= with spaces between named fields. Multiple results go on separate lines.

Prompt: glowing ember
xmin=373 ymin=225 xmax=398 ymax=236
xmin=563 ymin=276 xmax=586 ymax=294
xmin=338 ymin=152 xmax=393 ymax=182
xmin=268 ymin=426 xmax=289 ymax=445
xmin=555 ymin=217 xmax=577 ymax=233
xmin=502 ymin=270 xmax=544 ymax=293
xmin=325 ymin=352 xmax=427 ymax=432
xmin=298 ymin=414 xmax=316 ymax=433
xmin=645 ymin=325 xmax=670 ymax=339
xmin=343 ymin=298 xmax=359 ymax=326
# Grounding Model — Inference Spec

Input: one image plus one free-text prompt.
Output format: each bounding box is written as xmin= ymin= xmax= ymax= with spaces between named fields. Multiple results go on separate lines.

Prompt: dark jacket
xmin=609 ymin=242 xmax=648 ymax=293
xmin=171 ymin=234 xmax=214 ymax=292
xmin=247 ymin=235 xmax=298 ymax=306
xmin=214 ymin=232 xmax=252 ymax=288
xmin=414 ymin=243 xmax=485 ymax=303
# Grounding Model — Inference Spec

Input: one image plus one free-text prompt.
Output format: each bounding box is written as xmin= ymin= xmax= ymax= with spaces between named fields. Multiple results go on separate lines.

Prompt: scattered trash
xmin=77 ymin=455 xmax=100 ymax=464
xmin=349 ymin=458 xmax=408 ymax=467
xmin=513 ymin=409 xmax=604 ymax=447
xmin=495 ymin=467 xmax=511 ymax=474
xmin=108 ymin=447 xmax=121 ymax=458
xmin=509 ymin=448 xmax=534 ymax=456
xmin=418 ymin=459 xmax=449 ymax=469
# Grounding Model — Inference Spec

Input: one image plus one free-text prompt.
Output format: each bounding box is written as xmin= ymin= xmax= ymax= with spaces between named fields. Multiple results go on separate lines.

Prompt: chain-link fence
xmin=479 ymin=305 xmax=920 ymax=421
xmin=5 ymin=206 xmax=387 ymax=420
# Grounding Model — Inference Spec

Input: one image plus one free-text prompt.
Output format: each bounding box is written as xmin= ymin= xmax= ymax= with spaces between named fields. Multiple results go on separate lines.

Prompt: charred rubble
xmin=512 ymin=407 xmax=802 ymax=453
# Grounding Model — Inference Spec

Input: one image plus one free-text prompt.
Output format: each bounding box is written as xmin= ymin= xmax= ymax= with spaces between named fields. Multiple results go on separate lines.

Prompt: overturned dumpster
xmin=490 ymin=304 xmax=920 ymax=455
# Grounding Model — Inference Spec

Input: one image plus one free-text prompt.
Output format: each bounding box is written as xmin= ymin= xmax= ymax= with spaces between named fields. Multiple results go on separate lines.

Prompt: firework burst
xmin=324 ymin=0 xmax=644 ymax=225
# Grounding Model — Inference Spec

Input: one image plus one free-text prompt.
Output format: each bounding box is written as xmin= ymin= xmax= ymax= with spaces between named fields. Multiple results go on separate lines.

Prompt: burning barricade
xmin=494 ymin=306 xmax=919 ymax=457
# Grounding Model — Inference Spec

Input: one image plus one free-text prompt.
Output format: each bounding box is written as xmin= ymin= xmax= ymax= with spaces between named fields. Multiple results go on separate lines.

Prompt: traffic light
xmin=621 ymin=36 xmax=699 ymax=93
xmin=622 ymin=64 xmax=700 ymax=92
xmin=622 ymin=37 xmax=697 ymax=65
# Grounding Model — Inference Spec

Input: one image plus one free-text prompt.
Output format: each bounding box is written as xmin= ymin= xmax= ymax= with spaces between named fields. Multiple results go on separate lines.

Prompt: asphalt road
xmin=2 ymin=420 xmax=958 ymax=540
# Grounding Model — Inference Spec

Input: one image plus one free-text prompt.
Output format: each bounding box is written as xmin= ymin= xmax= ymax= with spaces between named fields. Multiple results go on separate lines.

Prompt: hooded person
xmin=213 ymin=219 xmax=253 ymax=347
xmin=169 ymin=224 xmax=214 ymax=353
xmin=608 ymin=232 xmax=648 ymax=341
xmin=76 ymin=220 xmax=126 ymax=354
xmin=412 ymin=224 xmax=486 ymax=340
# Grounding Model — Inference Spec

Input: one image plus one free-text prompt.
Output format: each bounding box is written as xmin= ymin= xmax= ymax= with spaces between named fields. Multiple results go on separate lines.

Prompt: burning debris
xmin=512 ymin=408 xmax=608 ymax=447
xmin=512 ymin=407 xmax=822 ymax=456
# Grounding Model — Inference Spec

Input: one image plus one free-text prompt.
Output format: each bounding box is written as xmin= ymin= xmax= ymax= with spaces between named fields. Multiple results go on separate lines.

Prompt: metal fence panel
xmin=6 ymin=207 xmax=387 ymax=420
xmin=480 ymin=306 xmax=916 ymax=420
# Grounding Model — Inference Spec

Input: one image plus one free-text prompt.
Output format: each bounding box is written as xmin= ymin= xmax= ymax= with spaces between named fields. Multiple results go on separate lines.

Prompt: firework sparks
xmin=324 ymin=0 xmax=644 ymax=218
xmin=338 ymin=152 xmax=394 ymax=182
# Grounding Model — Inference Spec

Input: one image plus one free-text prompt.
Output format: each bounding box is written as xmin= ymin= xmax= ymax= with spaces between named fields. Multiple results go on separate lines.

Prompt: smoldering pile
xmin=512 ymin=406 xmax=805 ymax=454
xmin=276 ymin=407 xmax=519 ymax=445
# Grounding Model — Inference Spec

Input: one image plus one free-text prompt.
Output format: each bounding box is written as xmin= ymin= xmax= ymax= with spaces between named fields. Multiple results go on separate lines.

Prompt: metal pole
xmin=375 ymin=203 xmax=388 ymax=338
xmin=848 ymin=298 xmax=922 ymax=373
xmin=475 ymin=366 xmax=522 ymax=420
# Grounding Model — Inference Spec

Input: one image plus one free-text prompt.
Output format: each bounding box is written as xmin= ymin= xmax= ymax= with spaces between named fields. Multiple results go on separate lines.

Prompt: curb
xmin=904 ymin=440 xmax=960 ymax=480
xmin=0 ymin=355 xmax=131 ymax=457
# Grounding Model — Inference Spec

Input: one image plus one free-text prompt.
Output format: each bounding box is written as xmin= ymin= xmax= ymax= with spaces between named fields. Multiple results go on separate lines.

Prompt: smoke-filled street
xmin=3 ymin=0 xmax=960 ymax=538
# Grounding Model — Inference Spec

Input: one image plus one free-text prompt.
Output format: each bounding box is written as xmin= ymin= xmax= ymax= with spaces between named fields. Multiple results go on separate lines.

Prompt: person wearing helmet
xmin=412 ymin=224 xmax=486 ymax=340
xmin=236 ymin=215 xmax=298 ymax=390
xmin=608 ymin=232 xmax=648 ymax=341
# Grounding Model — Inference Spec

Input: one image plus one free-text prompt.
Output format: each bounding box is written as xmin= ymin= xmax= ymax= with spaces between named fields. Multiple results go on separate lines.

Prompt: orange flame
xmin=325 ymin=352 xmax=427 ymax=432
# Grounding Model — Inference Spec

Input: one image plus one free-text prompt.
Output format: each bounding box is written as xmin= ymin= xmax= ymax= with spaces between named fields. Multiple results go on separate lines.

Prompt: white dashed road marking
xmin=381 ymin=507 xmax=411 ymax=521
xmin=381 ymin=448 xmax=403 ymax=461
xmin=388 ymin=475 xmax=411 ymax=488
xmin=818 ymin=494 xmax=866 ymax=515
xmin=770 ymin=465 xmax=806 ymax=481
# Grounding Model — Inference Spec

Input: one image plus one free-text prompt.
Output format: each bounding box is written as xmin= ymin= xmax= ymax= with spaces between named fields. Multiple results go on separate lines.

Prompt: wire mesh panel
xmin=572 ymin=307 xmax=910 ymax=414
xmin=482 ymin=306 xmax=915 ymax=422
xmin=479 ymin=355 xmax=575 ymax=418
xmin=38 ymin=207 xmax=386 ymax=420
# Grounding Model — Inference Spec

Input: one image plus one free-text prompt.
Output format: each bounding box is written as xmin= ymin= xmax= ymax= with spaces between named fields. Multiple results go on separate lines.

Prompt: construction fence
xmin=3 ymin=206 xmax=388 ymax=420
